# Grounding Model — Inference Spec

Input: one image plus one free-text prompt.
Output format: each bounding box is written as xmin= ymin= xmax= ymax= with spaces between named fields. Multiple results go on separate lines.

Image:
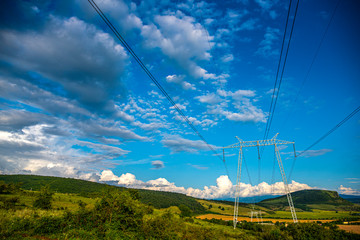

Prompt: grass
xmin=197 ymin=199 xmax=268 ymax=217
xmin=191 ymin=218 xmax=257 ymax=240
xmin=268 ymin=210 xmax=356 ymax=220
xmin=0 ymin=191 xmax=97 ymax=213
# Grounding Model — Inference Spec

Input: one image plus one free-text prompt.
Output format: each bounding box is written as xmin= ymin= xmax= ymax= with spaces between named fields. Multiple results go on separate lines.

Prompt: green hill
xmin=258 ymin=189 xmax=359 ymax=211
xmin=0 ymin=174 xmax=205 ymax=213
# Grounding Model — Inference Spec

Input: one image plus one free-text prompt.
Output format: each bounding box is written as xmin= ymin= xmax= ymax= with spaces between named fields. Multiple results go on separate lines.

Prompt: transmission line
xmin=263 ymin=0 xmax=300 ymax=143
xmin=288 ymin=105 xmax=360 ymax=179
xmin=279 ymin=0 xmax=341 ymax=132
xmin=87 ymin=0 xmax=230 ymax=175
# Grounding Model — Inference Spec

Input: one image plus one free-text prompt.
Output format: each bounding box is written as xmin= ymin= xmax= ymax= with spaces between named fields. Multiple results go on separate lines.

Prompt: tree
xmin=179 ymin=204 xmax=192 ymax=217
xmin=2 ymin=196 xmax=19 ymax=209
xmin=33 ymin=185 xmax=53 ymax=209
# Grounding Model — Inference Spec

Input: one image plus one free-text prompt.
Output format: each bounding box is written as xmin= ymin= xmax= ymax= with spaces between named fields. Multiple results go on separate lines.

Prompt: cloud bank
xmin=97 ymin=170 xmax=314 ymax=199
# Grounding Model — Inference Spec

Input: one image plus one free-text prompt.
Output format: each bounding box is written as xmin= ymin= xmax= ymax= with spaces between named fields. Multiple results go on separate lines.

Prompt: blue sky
xmin=0 ymin=0 xmax=359 ymax=198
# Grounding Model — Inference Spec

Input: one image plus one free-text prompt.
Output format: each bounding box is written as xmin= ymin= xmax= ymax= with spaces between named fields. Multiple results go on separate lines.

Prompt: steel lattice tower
xmin=223 ymin=134 xmax=298 ymax=229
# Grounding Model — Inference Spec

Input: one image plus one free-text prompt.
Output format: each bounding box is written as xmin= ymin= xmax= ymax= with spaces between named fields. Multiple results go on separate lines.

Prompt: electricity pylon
xmin=223 ymin=133 xmax=298 ymax=229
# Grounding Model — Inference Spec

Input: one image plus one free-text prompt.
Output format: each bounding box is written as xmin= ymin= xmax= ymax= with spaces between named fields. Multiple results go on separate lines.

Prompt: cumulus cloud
xmin=97 ymin=170 xmax=314 ymax=199
xmin=141 ymin=14 xmax=217 ymax=80
xmin=151 ymin=160 xmax=165 ymax=169
xmin=99 ymin=170 xmax=121 ymax=181
xmin=166 ymin=75 xmax=196 ymax=90
xmin=195 ymin=92 xmax=223 ymax=105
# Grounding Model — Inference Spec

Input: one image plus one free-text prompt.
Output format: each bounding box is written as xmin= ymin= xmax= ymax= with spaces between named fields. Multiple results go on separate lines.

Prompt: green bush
xmin=33 ymin=185 xmax=53 ymax=210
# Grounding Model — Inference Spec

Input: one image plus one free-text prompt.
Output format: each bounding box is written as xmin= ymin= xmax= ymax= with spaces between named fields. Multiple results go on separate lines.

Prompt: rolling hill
xmin=258 ymin=189 xmax=360 ymax=211
xmin=1 ymin=175 xmax=359 ymax=214
xmin=0 ymin=174 xmax=205 ymax=213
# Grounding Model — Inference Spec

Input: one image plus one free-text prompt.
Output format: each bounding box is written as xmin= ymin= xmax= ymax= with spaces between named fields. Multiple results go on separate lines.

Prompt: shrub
xmin=33 ymin=185 xmax=53 ymax=210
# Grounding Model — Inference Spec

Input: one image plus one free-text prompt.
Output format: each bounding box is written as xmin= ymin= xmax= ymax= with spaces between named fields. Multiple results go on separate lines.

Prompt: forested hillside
xmin=259 ymin=189 xmax=359 ymax=211
xmin=0 ymin=174 xmax=205 ymax=213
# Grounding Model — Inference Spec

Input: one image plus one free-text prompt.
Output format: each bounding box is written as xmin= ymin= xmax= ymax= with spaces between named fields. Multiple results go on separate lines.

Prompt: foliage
xmin=33 ymin=185 xmax=53 ymax=210
xmin=179 ymin=204 xmax=192 ymax=217
xmin=0 ymin=181 xmax=22 ymax=194
xmin=0 ymin=196 xmax=19 ymax=209
xmin=0 ymin=174 xmax=206 ymax=213
xmin=139 ymin=189 xmax=206 ymax=213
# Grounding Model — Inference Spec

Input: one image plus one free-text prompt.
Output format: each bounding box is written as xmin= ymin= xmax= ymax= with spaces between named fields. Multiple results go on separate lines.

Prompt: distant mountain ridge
xmin=258 ymin=189 xmax=359 ymax=211
xmin=340 ymin=194 xmax=360 ymax=204
xmin=215 ymin=195 xmax=281 ymax=203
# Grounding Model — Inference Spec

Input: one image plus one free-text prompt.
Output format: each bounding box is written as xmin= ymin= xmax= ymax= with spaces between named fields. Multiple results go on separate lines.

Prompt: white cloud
xmin=99 ymin=169 xmax=121 ymax=181
xmin=254 ymin=0 xmax=274 ymax=10
xmin=221 ymin=54 xmax=234 ymax=63
xmin=256 ymin=27 xmax=280 ymax=57
xmin=166 ymin=75 xmax=196 ymax=90
xmin=97 ymin=171 xmax=314 ymax=199
xmin=161 ymin=134 xmax=217 ymax=153
xmin=217 ymin=89 xmax=256 ymax=99
xmin=195 ymin=93 xmax=222 ymax=105
xmin=118 ymin=173 xmax=143 ymax=186
xmin=188 ymin=164 xmax=209 ymax=170
xmin=196 ymin=89 xmax=266 ymax=123
xmin=299 ymin=149 xmax=332 ymax=158
xmin=338 ymin=185 xmax=360 ymax=195
xmin=237 ymin=18 xmax=258 ymax=31
xmin=0 ymin=123 xmax=131 ymax=178
xmin=141 ymin=14 xmax=218 ymax=80
xmin=87 ymin=0 xmax=143 ymax=31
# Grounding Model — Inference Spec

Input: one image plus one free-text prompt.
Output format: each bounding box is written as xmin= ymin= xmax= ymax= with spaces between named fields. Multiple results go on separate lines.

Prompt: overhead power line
xmin=263 ymin=0 xmax=293 ymax=144
xmin=298 ymin=105 xmax=360 ymax=157
xmin=87 ymin=0 xmax=230 ymax=174
xmin=279 ymin=0 xmax=341 ymax=132
xmin=288 ymin=105 xmax=360 ymax=179
xmin=263 ymin=0 xmax=300 ymax=143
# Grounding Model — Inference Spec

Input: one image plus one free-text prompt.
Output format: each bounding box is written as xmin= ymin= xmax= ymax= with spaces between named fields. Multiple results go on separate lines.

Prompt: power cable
xmin=288 ymin=105 xmax=360 ymax=179
xmin=266 ymin=0 xmax=300 ymax=139
xmin=87 ymin=0 xmax=230 ymax=176
xmin=263 ymin=0 xmax=300 ymax=144
xmin=279 ymin=0 xmax=341 ymax=132
xmin=262 ymin=0 xmax=294 ymax=145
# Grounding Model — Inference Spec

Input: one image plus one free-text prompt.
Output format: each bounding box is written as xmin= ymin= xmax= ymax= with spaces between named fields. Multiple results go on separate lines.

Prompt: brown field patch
xmin=338 ymin=225 xmax=360 ymax=234
xmin=196 ymin=214 xmax=335 ymax=223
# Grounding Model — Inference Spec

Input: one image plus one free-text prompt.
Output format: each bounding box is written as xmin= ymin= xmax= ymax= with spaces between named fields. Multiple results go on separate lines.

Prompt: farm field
xmin=196 ymin=213 xmax=337 ymax=223
xmin=197 ymin=198 xmax=359 ymax=221
xmin=338 ymin=225 xmax=360 ymax=235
